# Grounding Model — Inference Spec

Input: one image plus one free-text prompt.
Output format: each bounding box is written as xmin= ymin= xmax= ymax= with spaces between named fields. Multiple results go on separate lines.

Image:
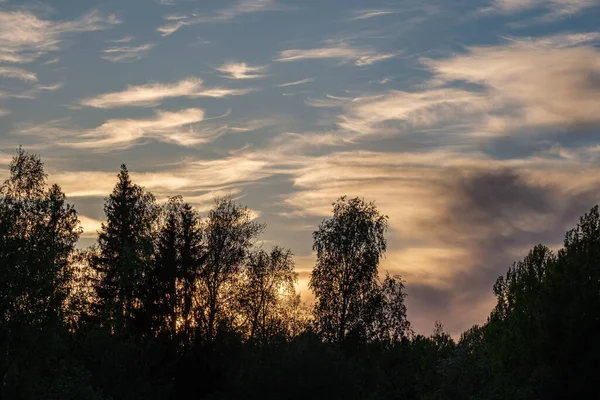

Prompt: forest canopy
xmin=1 ymin=148 xmax=600 ymax=399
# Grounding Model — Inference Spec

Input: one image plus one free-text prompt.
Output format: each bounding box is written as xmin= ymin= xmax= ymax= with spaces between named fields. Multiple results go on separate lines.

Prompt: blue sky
xmin=1 ymin=0 xmax=600 ymax=336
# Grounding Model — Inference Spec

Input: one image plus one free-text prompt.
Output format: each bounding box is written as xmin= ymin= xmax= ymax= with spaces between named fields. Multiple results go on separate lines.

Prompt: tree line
xmin=1 ymin=148 xmax=599 ymax=399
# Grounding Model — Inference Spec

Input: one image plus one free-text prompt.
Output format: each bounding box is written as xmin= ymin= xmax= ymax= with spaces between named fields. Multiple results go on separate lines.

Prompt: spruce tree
xmin=90 ymin=164 xmax=158 ymax=336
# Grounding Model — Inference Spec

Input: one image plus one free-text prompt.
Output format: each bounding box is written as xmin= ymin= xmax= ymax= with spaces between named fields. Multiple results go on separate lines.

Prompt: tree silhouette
xmin=152 ymin=196 xmax=204 ymax=342
xmin=237 ymin=246 xmax=297 ymax=342
xmin=89 ymin=164 xmax=158 ymax=337
xmin=310 ymin=196 xmax=389 ymax=344
xmin=4 ymin=148 xmax=600 ymax=399
xmin=0 ymin=148 xmax=82 ymax=397
xmin=367 ymin=273 xmax=411 ymax=344
xmin=197 ymin=197 xmax=264 ymax=342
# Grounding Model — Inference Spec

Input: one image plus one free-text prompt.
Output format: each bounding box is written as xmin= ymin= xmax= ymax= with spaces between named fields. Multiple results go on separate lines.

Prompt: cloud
xmin=20 ymin=109 xmax=221 ymax=150
xmin=278 ymin=78 xmax=314 ymax=87
xmin=501 ymin=31 xmax=600 ymax=48
xmin=37 ymin=83 xmax=63 ymax=91
xmin=106 ymin=35 xmax=134 ymax=43
xmin=485 ymin=0 xmax=599 ymax=22
xmin=327 ymin=33 xmax=600 ymax=140
xmin=79 ymin=215 xmax=103 ymax=238
xmin=101 ymin=43 xmax=155 ymax=63
xmin=352 ymin=9 xmax=399 ymax=19
xmin=15 ymin=110 xmax=275 ymax=151
xmin=0 ymin=108 xmax=10 ymax=117
xmin=49 ymin=151 xmax=274 ymax=210
xmin=79 ymin=78 xmax=252 ymax=108
xmin=216 ymin=62 xmax=267 ymax=79
xmin=42 ymin=57 xmax=59 ymax=65
xmin=422 ymin=37 xmax=600 ymax=130
xmin=276 ymin=42 xmax=397 ymax=66
xmin=491 ymin=0 xmax=541 ymax=12
xmin=304 ymin=94 xmax=353 ymax=108
xmin=0 ymin=66 xmax=37 ymax=82
xmin=277 ymin=148 xmax=600 ymax=335
xmin=336 ymin=89 xmax=490 ymax=137
xmin=0 ymin=9 xmax=120 ymax=64
xmin=158 ymin=0 xmax=280 ymax=36
xmin=355 ymin=53 xmax=398 ymax=66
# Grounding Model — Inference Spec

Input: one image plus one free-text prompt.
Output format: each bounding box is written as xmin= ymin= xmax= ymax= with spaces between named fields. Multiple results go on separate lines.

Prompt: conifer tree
xmin=90 ymin=164 xmax=158 ymax=336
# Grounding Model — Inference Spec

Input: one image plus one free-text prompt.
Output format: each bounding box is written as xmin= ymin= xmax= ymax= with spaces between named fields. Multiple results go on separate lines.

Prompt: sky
xmin=1 ymin=0 xmax=600 ymax=337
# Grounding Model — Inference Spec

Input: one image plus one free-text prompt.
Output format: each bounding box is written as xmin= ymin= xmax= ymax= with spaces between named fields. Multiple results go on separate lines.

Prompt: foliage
xmin=310 ymin=196 xmax=390 ymax=344
xmin=3 ymin=148 xmax=600 ymax=399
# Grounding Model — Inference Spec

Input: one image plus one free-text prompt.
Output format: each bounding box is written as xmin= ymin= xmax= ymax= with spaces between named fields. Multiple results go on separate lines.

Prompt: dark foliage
xmin=2 ymin=149 xmax=600 ymax=399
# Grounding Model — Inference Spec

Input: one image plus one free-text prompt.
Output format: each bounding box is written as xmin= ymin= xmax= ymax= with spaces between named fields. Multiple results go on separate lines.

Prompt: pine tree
xmin=89 ymin=164 xmax=158 ymax=336
xmin=153 ymin=197 xmax=203 ymax=341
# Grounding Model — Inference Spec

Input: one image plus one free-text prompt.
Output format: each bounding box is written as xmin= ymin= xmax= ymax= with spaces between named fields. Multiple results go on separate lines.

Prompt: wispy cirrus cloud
xmin=106 ymin=35 xmax=134 ymax=43
xmin=276 ymin=41 xmax=397 ymax=66
xmin=324 ymin=32 xmax=600 ymax=140
xmin=158 ymin=0 xmax=280 ymax=36
xmin=334 ymin=89 xmax=489 ymax=137
xmin=485 ymin=0 xmax=599 ymax=22
xmin=278 ymin=77 xmax=314 ymax=87
xmin=216 ymin=62 xmax=267 ymax=79
xmin=42 ymin=57 xmax=59 ymax=65
xmin=422 ymin=35 xmax=600 ymax=130
xmin=0 ymin=9 xmax=120 ymax=64
xmin=79 ymin=78 xmax=252 ymax=108
xmin=37 ymin=83 xmax=63 ymax=91
xmin=16 ymin=110 xmax=274 ymax=151
xmin=500 ymin=31 xmax=600 ymax=48
xmin=352 ymin=9 xmax=399 ymax=19
xmin=355 ymin=53 xmax=398 ymax=66
xmin=0 ymin=66 xmax=37 ymax=82
xmin=18 ymin=108 xmax=216 ymax=150
xmin=48 ymin=151 xmax=274 ymax=206
xmin=101 ymin=43 xmax=155 ymax=63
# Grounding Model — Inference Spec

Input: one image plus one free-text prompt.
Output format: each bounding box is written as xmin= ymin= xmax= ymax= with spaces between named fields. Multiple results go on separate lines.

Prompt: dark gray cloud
xmin=407 ymin=167 xmax=600 ymax=335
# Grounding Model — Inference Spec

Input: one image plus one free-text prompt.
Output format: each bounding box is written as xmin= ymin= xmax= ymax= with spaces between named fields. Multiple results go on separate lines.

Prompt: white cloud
xmin=49 ymin=152 xmax=274 ymax=205
xmin=79 ymin=78 xmax=252 ymax=108
xmin=0 ymin=66 xmax=37 ymax=82
xmin=79 ymin=215 xmax=103 ymax=238
xmin=276 ymin=42 xmax=396 ymax=66
xmin=278 ymin=78 xmax=314 ymax=87
xmin=107 ymin=35 xmax=134 ymax=43
xmin=42 ymin=57 xmax=59 ymax=65
xmin=336 ymin=89 xmax=489 ymax=137
xmin=492 ymin=0 xmax=540 ymax=12
xmin=0 ymin=108 xmax=10 ymax=117
xmin=0 ymin=9 xmax=120 ymax=64
xmin=37 ymin=83 xmax=63 ymax=91
xmin=355 ymin=53 xmax=398 ymax=66
xmin=16 ymin=110 xmax=274 ymax=151
xmin=216 ymin=61 xmax=267 ymax=79
xmin=352 ymin=9 xmax=398 ymax=19
xmin=487 ymin=0 xmax=599 ymax=21
xmin=422 ymin=38 xmax=600 ymax=130
xmin=101 ymin=43 xmax=155 ymax=63
xmin=158 ymin=0 xmax=279 ymax=36
xmin=501 ymin=32 xmax=600 ymax=49
xmin=327 ymin=33 xmax=600 ymax=139
xmin=60 ymin=109 xmax=217 ymax=150
xmin=304 ymin=94 xmax=353 ymax=108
